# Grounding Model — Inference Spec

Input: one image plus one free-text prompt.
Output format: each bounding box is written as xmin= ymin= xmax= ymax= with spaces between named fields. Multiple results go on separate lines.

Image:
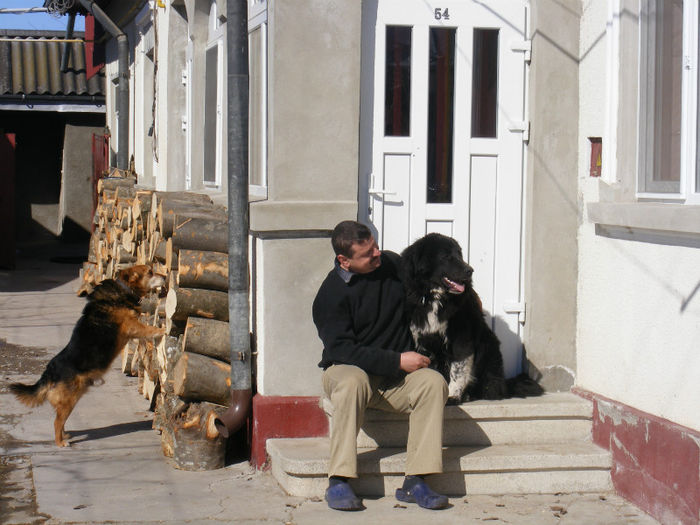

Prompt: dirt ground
xmin=1 ymin=340 xmax=54 ymax=524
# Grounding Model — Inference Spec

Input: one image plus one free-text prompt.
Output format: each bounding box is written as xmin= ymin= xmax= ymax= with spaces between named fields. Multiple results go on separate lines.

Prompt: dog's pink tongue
xmin=444 ymin=277 xmax=465 ymax=294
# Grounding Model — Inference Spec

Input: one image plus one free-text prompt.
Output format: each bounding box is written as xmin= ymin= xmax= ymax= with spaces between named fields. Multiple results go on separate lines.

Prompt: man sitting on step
xmin=312 ymin=220 xmax=449 ymax=511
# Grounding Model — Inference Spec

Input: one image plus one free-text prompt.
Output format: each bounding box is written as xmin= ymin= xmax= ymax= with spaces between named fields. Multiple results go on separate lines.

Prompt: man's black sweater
xmin=312 ymin=251 xmax=413 ymax=377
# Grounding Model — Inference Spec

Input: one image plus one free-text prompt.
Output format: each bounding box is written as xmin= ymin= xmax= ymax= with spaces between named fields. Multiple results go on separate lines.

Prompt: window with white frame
xmin=638 ymin=0 xmax=699 ymax=202
xmin=203 ymin=1 xmax=225 ymax=188
xmin=248 ymin=0 xmax=268 ymax=199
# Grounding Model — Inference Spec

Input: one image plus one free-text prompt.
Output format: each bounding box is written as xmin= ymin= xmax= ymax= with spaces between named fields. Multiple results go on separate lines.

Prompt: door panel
xmin=380 ymin=153 xmax=411 ymax=253
xmin=360 ymin=0 xmax=529 ymax=377
xmin=469 ymin=154 xmax=498 ymax=323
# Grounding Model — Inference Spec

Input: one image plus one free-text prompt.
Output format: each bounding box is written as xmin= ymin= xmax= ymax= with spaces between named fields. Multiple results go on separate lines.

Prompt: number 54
xmin=434 ymin=7 xmax=450 ymax=20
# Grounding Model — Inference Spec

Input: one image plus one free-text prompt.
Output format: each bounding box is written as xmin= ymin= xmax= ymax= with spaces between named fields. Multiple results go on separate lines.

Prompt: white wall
xmin=576 ymin=1 xmax=700 ymax=432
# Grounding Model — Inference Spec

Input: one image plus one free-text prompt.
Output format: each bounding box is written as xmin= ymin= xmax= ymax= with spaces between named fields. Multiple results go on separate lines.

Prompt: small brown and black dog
xmin=10 ymin=265 xmax=165 ymax=447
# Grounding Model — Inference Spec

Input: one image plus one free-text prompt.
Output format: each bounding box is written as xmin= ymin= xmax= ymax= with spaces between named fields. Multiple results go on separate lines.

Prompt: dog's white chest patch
xmin=426 ymin=299 xmax=448 ymax=336
xmin=412 ymin=289 xmax=448 ymax=339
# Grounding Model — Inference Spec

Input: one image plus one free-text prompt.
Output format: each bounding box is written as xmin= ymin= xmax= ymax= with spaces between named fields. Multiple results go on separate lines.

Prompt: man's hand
xmin=400 ymin=351 xmax=431 ymax=373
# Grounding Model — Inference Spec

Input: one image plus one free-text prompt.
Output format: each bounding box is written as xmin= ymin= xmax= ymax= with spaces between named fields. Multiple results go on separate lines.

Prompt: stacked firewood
xmin=81 ymin=170 xmax=234 ymax=470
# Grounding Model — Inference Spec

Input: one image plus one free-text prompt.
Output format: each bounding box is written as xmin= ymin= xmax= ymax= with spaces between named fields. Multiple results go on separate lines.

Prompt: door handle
xmin=368 ymin=188 xmax=397 ymax=196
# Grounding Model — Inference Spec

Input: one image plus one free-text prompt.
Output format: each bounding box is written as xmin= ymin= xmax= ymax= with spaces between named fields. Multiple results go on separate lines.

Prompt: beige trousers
xmin=322 ymin=364 xmax=448 ymax=479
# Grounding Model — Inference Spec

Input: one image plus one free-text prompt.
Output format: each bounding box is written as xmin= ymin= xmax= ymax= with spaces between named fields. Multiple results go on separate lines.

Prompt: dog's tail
xmin=9 ymin=378 xmax=50 ymax=407
xmin=506 ymin=373 xmax=545 ymax=398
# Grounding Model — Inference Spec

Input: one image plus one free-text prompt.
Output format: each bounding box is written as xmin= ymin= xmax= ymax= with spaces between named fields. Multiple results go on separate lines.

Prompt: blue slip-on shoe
xmin=325 ymin=480 xmax=363 ymax=511
xmin=395 ymin=476 xmax=449 ymax=510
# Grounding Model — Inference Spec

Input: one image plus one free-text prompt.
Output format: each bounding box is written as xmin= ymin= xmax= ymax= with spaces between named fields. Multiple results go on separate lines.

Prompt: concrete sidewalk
xmin=0 ymin=244 xmax=659 ymax=524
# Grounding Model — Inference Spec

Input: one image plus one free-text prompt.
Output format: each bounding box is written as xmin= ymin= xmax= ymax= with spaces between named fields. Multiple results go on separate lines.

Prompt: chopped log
xmin=177 ymin=249 xmax=228 ymax=292
xmin=140 ymin=338 xmax=159 ymax=381
xmin=136 ymin=241 xmax=147 ymax=264
xmin=99 ymin=188 xmax=117 ymax=203
xmin=137 ymin=358 xmax=145 ymax=394
xmin=121 ymin=228 xmax=134 ymax=250
xmin=161 ymin=424 xmax=175 ymax=458
xmin=165 ymin=238 xmax=175 ymax=272
xmin=183 ymin=317 xmax=230 ymax=363
xmin=173 ymin=352 xmax=231 ymax=405
xmin=117 ymin=246 xmax=136 ymax=264
xmin=88 ymin=234 xmax=101 ymax=264
xmin=143 ymin=373 xmax=158 ymax=402
xmin=171 ymin=401 xmax=228 ymax=471
xmin=97 ymin=176 xmax=135 ymax=195
xmin=153 ymin=238 xmax=166 ymax=264
xmin=154 ymin=391 xmax=184 ymax=433
xmin=105 ymin=259 xmax=114 ymax=280
xmin=147 ymin=379 xmax=160 ymax=411
xmin=171 ymin=217 xmax=228 ymax=253
xmin=121 ymin=340 xmax=138 ymax=375
xmin=156 ymin=335 xmax=183 ymax=390
xmin=77 ymin=261 xmax=98 ymax=296
xmin=158 ymin=203 xmax=226 ymax=238
xmin=165 ymin=286 xmax=229 ymax=322
xmin=139 ymin=294 xmax=160 ymax=315
xmin=99 ymin=203 xmax=114 ymax=224
xmin=154 ymin=392 xmax=187 ymax=456
xmin=151 ymin=232 xmax=165 ymax=262
xmin=150 ymin=192 xmax=213 ymax=221
xmin=132 ymin=190 xmax=153 ymax=220
xmin=115 ymin=185 xmax=136 ymax=201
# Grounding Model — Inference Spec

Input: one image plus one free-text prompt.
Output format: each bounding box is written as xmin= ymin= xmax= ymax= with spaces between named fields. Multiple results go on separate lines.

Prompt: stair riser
xmin=273 ymin=468 xmax=613 ymax=498
xmin=354 ymin=418 xmax=593 ymax=448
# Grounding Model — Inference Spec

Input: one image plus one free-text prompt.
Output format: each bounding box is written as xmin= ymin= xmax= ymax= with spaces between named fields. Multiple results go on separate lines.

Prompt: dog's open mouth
xmin=443 ymin=276 xmax=465 ymax=294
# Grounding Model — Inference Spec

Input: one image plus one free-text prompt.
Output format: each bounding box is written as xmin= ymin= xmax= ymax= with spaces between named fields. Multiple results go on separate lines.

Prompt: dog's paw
xmin=446 ymin=396 xmax=462 ymax=405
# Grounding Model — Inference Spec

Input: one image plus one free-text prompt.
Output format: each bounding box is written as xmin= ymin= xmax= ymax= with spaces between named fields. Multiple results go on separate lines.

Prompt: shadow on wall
xmin=596 ymin=224 xmax=700 ymax=314
xmin=491 ymin=314 xmax=558 ymax=391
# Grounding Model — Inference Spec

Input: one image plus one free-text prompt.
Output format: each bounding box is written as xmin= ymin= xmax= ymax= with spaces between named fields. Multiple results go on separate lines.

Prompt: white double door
xmin=359 ymin=0 xmax=529 ymax=376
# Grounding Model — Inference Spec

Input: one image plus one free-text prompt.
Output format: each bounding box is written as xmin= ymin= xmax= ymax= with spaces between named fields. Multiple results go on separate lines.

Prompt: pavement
xmin=0 ymin=240 xmax=661 ymax=524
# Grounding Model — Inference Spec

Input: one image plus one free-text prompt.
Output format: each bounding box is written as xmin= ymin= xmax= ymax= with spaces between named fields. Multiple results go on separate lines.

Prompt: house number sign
xmin=434 ymin=7 xmax=450 ymax=20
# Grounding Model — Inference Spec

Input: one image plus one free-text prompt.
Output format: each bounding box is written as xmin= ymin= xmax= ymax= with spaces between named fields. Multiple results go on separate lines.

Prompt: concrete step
xmin=267 ymin=437 xmax=613 ymax=498
xmin=322 ymin=392 xmax=595 ymax=447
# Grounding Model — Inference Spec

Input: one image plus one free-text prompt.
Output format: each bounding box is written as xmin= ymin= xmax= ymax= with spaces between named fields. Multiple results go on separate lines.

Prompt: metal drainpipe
xmin=60 ymin=12 xmax=75 ymax=73
xmin=77 ymin=0 xmax=129 ymax=171
xmin=214 ymin=0 xmax=252 ymax=438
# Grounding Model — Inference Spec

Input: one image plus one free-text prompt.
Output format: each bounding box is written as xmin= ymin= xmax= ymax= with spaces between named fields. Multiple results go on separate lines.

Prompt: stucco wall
xmin=254 ymin=236 xmax=332 ymax=396
xmin=266 ymin=0 xmax=361 ymax=203
xmin=523 ymin=0 xmax=581 ymax=391
xmin=252 ymin=0 xmax=362 ymax=396
xmin=577 ymin=227 xmax=700 ymax=431
xmin=576 ymin=1 xmax=700 ymax=432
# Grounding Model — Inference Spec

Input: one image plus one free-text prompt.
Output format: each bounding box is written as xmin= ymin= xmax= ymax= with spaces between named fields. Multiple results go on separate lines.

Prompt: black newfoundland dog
xmin=401 ymin=233 xmax=543 ymax=404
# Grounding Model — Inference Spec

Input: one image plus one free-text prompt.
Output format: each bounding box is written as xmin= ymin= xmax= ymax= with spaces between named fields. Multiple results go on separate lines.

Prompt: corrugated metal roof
xmin=0 ymin=30 xmax=104 ymax=98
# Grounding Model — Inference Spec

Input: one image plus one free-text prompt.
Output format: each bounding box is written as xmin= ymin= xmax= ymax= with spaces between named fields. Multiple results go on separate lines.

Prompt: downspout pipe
xmin=77 ymin=0 xmax=129 ymax=171
xmin=60 ymin=12 xmax=75 ymax=73
xmin=214 ymin=0 xmax=252 ymax=438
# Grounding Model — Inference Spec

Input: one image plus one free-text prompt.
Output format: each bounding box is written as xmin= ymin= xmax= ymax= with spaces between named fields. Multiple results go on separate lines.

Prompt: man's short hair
xmin=331 ymin=221 xmax=372 ymax=257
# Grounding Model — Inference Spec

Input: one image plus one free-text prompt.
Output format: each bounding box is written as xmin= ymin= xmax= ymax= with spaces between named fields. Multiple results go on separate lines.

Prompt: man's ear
xmin=337 ymin=254 xmax=350 ymax=271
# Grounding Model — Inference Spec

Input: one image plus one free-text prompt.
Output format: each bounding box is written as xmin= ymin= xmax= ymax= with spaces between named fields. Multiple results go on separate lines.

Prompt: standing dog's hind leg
xmin=50 ymin=388 xmax=82 ymax=447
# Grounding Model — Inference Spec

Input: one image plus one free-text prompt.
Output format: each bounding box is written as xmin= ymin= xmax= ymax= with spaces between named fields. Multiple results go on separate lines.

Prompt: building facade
xmin=97 ymin=1 xmax=699 ymax=522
